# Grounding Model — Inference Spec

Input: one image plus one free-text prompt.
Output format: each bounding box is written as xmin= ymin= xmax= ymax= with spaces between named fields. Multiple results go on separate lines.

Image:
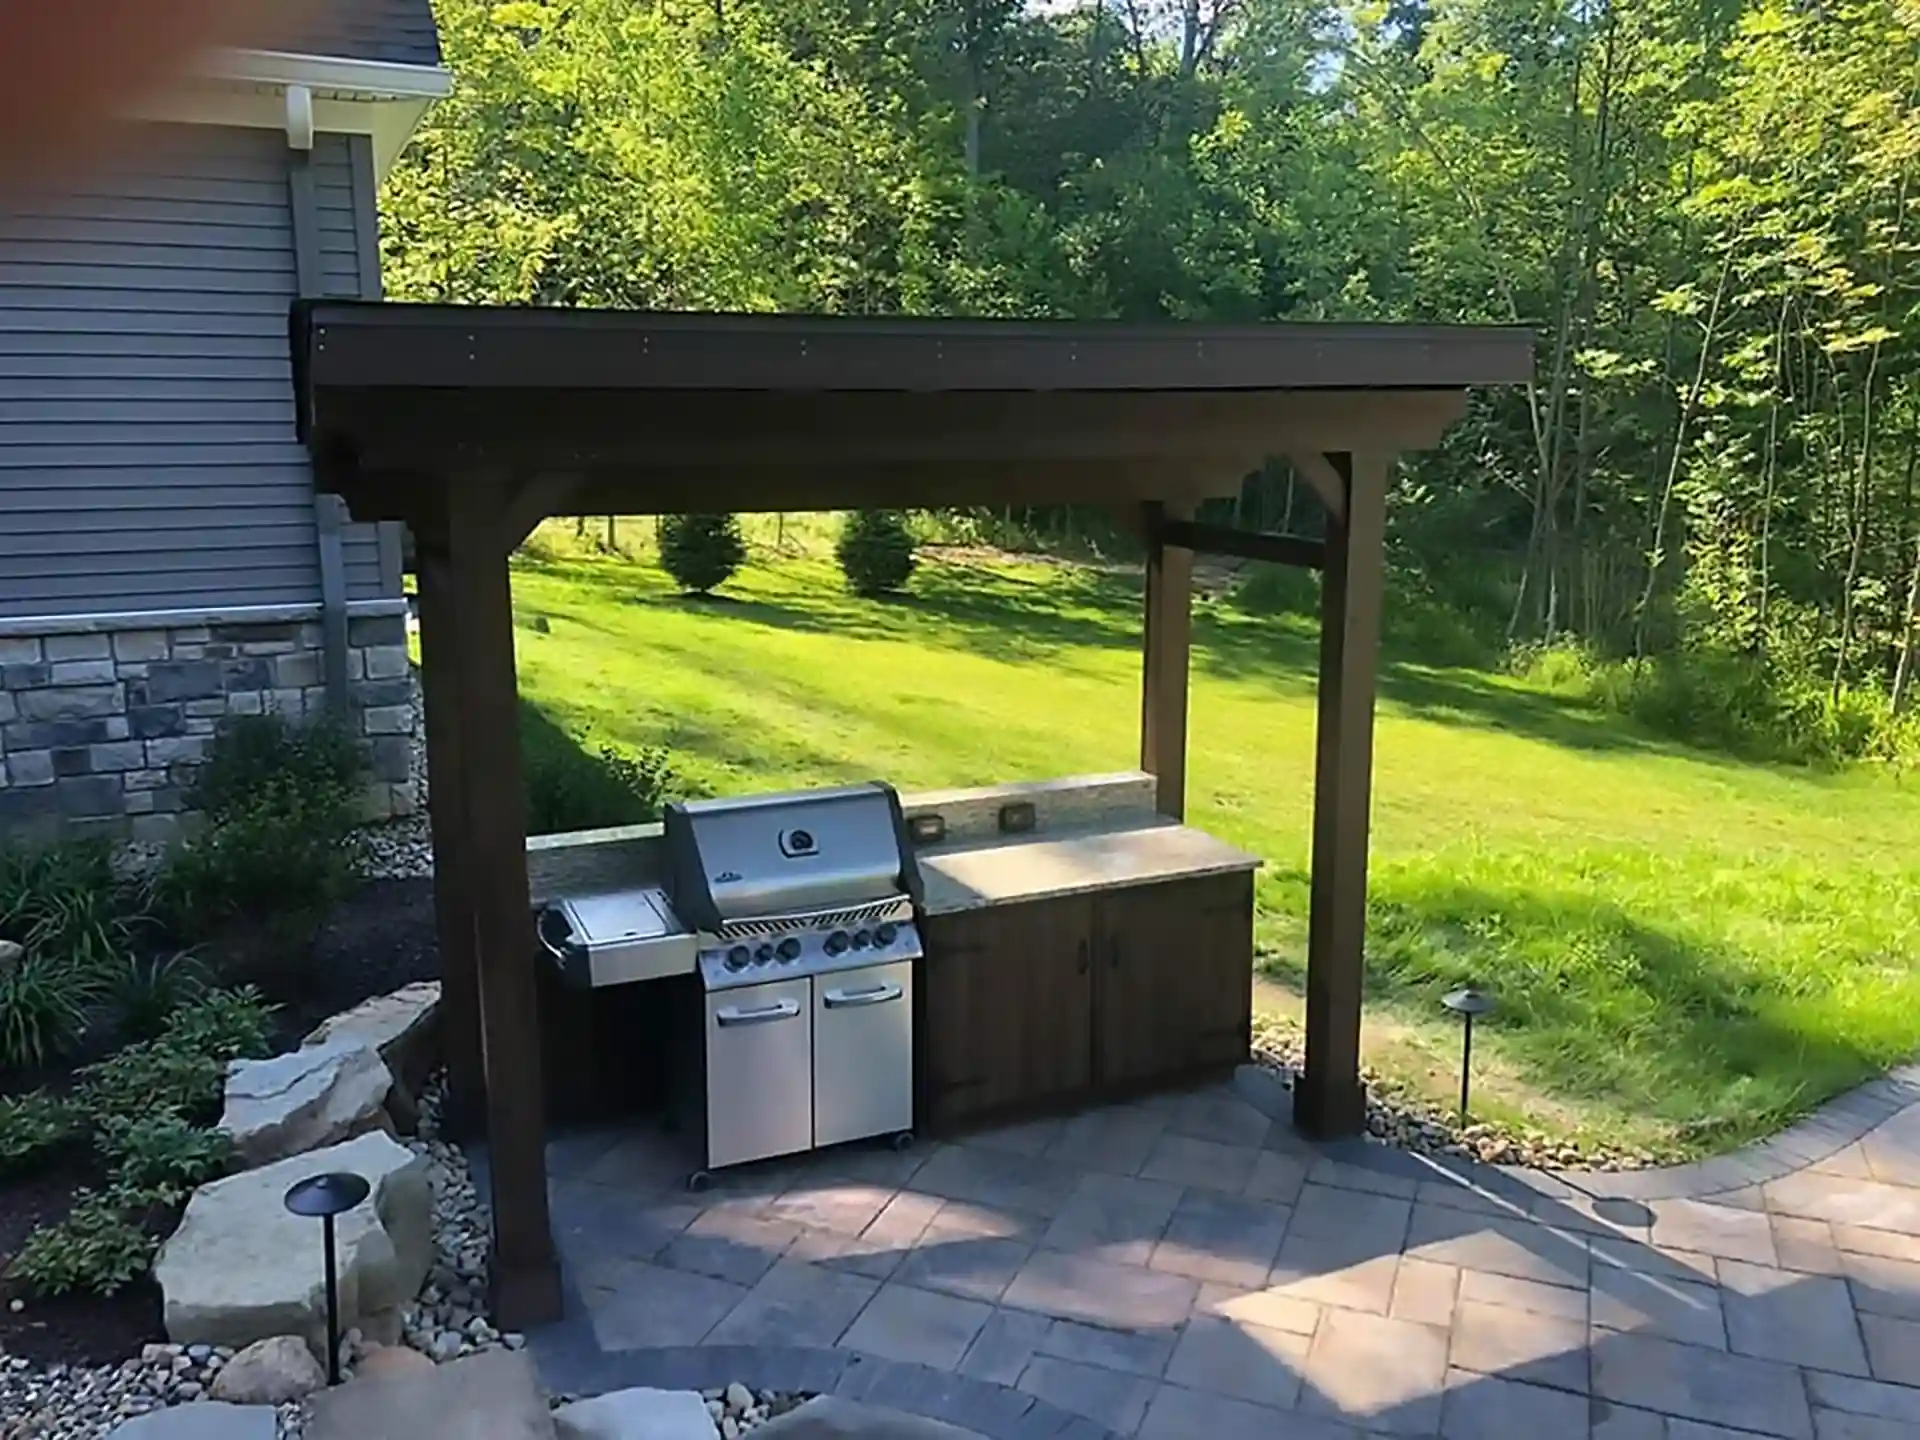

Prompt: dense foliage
xmin=6 ymin=986 xmax=273 ymax=1298
xmin=838 ymin=510 xmax=920 ymax=595
xmin=388 ymin=0 xmax=1920 ymax=763
xmin=153 ymin=713 xmax=368 ymax=936
xmin=658 ymin=513 xmax=749 ymax=595
xmin=522 ymin=699 xmax=675 ymax=835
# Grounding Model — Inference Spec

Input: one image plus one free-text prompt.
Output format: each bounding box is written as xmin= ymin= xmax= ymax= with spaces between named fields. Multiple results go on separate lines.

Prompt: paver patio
xmin=505 ymin=1075 xmax=1920 ymax=1438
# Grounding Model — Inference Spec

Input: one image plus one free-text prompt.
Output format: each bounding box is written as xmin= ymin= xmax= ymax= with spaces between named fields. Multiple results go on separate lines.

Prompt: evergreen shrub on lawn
xmin=836 ymin=510 xmax=918 ymax=596
xmin=658 ymin=513 xmax=747 ymax=594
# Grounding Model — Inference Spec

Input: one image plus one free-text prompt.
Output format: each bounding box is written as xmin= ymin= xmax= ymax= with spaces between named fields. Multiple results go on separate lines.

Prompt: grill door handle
xmin=716 ymin=998 xmax=802 ymax=1026
xmin=823 ymin=982 xmax=903 ymax=1009
xmin=1076 ymin=940 xmax=1089 ymax=974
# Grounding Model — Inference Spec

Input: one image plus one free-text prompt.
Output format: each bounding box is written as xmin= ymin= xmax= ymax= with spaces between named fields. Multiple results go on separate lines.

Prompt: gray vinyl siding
xmin=0 ymin=123 xmax=391 ymax=622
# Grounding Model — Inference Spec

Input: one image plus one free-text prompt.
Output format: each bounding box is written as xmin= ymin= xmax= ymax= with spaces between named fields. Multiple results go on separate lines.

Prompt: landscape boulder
xmin=209 ymin=1335 xmax=327 ymax=1405
xmin=553 ymin=1387 xmax=720 ymax=1440
xmin=356 ymin=1343 xmax=437 ymax=1381
xmin=104 ymin=1402 xmax=278 ymax=1440
xmin=154 ymin=1131 xmax=432 ymax=1358
xmin=219 ymin=1036 xmax=394 ymax=1168
xmin=306 ymin=1349 xmax=556 ymax=1440
xmin=304 ymin=982 xmax=441 ymax=1109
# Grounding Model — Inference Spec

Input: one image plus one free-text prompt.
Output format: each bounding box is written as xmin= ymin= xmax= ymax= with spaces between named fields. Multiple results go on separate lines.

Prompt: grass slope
xmin=510 ymin=541 xmax=1920 ymax=1156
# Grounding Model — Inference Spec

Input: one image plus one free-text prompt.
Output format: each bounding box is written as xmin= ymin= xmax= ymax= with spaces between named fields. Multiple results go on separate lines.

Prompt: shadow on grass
xmin=518 ymin=551 xmax=1767 ymax=769
xmin=1257 ymin=863 xmax=1889 ymax=1149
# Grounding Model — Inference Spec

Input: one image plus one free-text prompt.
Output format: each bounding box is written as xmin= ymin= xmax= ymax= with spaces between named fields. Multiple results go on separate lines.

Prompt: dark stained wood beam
xmin=444 ymin=472 xmax=561 ymax=1328
xmin=1157 ymin=518 xmax=1325 ymax=572
xmin=1294 ymin=451 xmax=1393 ymax=1141
xmin=413 ymin=543 xmax=484 ymax=1139
xmin=1285 ymin=450 xmax=1350 ymax=528
xmin=1140 ymin=500 xmax=1195 ymax=820
xmin=507 ymin=474 xmax=583 ymax=550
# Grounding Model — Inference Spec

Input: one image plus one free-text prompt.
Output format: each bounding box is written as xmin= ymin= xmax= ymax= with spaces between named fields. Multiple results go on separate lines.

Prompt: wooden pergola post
xmin=439 ymin=473 xmax=561 ymax=1327
xmin=414 ymin=540 xmax=485 ymax=1136
xmin=1140 ymin=500 xmax=1195 ymax=819
xmin=1293 ymin=451 xmax=1392 ymax=1139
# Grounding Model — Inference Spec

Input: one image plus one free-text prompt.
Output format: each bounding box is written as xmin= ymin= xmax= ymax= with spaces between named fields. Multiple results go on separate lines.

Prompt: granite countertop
xmin=917 ymin=820 xmax=1262 ymax=916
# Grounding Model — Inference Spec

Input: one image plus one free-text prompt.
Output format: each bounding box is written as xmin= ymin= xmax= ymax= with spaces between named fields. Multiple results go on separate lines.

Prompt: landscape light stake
xmin=284 ymin=1171 xmax=371 ymax=1384
xmin=1441 ymin=988 xmax=1495 ymax=1125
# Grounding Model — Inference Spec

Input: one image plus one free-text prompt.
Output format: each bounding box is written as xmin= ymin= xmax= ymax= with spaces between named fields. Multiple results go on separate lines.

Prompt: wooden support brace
xmin=1140 ymin=500 xmax=1195 ymax=820
xmin=1285 ymin=450 xmax=1349 ymax=528
xmin=444 ymin=473 xmax=562 ymax=1328
xmin=1294 ymin=452 xmax=1392 ymax=1140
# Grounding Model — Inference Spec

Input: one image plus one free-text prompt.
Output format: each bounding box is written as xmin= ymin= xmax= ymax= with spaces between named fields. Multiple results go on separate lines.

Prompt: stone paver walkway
xmin=506 ymin=1072 xmax=1920 ymax=1439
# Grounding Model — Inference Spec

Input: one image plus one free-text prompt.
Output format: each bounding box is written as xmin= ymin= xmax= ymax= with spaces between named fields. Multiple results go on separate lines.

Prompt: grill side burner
xmin=664 ymin=782 xmax=922 ymax=1176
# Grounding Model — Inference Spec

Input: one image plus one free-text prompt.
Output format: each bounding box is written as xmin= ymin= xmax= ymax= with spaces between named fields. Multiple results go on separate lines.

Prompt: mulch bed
xmin=0 ymin=877 xmax=440 ymax=1367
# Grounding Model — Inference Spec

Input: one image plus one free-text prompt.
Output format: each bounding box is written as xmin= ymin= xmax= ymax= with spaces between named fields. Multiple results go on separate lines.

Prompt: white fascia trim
xmin=0 ymin=599 xmax=409 ymax=638
xmin=203 ymin=48 xmax=453 ymax=101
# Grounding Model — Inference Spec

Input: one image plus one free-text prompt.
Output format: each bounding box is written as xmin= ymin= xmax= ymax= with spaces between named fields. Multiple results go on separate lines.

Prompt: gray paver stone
xmin=1591 ymin=1330 xmax=1813 ymax=1438
xmin=1439 ymin=1370 xmax=1588 ymax=1440
xmin=552 ymin=1387 xmax=720 ymax=1440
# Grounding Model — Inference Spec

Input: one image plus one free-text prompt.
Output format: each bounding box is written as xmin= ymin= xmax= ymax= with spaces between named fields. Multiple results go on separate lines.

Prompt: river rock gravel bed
xmin=1250 ymin=1011 xmax=1665 ymax=1173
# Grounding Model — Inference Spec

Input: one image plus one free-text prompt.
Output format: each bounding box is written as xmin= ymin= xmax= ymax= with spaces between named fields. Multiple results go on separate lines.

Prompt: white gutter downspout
xmin=283 ymin=82 xmax=352 ymax=715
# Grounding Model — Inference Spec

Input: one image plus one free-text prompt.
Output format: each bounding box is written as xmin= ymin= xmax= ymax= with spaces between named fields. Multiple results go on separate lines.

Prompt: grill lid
xmin=556 ymin=887 xmax=683 ymax=947
xmin=665 ymin=781 xmax=921 ymax=929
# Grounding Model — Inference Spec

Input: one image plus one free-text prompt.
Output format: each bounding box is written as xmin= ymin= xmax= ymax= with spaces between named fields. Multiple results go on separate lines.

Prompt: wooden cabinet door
xmin=1094 ymin=872 xmax=1254 ymax=1090
xmin=919 ymin=896 xmax=1094 ymax=1131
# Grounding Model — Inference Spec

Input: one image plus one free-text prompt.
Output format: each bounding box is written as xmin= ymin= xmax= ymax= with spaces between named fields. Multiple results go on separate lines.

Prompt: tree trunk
xmin=1634 ymin=255 xmax=1733 ymax=661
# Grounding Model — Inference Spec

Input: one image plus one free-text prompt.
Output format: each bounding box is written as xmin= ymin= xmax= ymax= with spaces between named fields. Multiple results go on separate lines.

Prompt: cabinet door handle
xmin=1109 ymin=936 xmax=1121 ymax=970
xmin=1075 ymin=939 xmax=1089 ymax=974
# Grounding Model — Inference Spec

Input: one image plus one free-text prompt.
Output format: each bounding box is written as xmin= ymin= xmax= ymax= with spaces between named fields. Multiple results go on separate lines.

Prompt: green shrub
xmin=75 ymin=986 xmax=273 ymax=1126
xmin=161 ymin=985 xmax=275 ymax=1063
xmin=658 ymin=513 xmax=747 ymax=594
xmin=186 ymin=711 xmax=367 ymax=821
xmin=153 ymin=714 xmax=366 ymax=938
xmin=76 ymin=1041 xmax=226 ymax=1127
xmin=95 ymin=1113 xmax=230 ymax=1192
xmin=0 ymin=838 xmax=136 ymax=975
xmin=521 ymin=701 xmax=674 ymax=836
xmin=0 ymin=952 xmax=102 ymax=1070
xmin=108 ymin=951 xmax=209 ymax=1043
xmin=1233 ymin=562 xmax=1319 ymax=616
xmin=0 ymin=1090 xmax=78 ymax=1175
xmin=7 ymin=1185 xmax=167 ymax=1297
xmin=1511 ymin=638 xmax=1917 ymax=767
xmin=836 ymin=510 xmax=918 ymax=596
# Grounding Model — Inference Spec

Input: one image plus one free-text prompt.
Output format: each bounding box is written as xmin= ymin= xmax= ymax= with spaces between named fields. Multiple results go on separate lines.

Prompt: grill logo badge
xmin=715 ymin=871 xmax=743 ymax=883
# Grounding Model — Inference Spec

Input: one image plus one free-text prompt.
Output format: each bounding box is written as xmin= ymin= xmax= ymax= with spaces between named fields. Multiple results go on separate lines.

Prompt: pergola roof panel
xmin=294 ymin=301 xmax=1534 ymax=394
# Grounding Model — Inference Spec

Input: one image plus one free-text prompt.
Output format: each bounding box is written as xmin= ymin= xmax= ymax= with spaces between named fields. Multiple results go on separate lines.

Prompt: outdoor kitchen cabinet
xmin=919 ymin=870 xmax=1254 ymax=1131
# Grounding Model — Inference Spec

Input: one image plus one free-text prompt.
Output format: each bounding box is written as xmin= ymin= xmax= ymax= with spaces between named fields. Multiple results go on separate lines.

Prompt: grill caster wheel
xmin=889 ymin=1131 xmax=915 ymax=1153
xmin=686 ymin=1170 xmax=714 ymax=1194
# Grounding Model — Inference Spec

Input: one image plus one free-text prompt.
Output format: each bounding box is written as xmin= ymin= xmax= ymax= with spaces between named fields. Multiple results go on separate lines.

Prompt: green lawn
xmin=509 ymin=537 xmax=1920 ymax=1157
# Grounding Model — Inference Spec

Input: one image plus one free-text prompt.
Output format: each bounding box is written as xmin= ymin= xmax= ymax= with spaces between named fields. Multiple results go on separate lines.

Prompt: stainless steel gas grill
xmin=664 ymin=782 xmax=923 ymax=1180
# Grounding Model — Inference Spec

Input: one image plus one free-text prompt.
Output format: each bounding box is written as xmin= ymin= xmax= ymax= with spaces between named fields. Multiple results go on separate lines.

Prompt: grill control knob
xmin=755 ymin=943 xmax=775 ymax=965
xmin=852 ymin=929 xmax=871 ymax=949
xmin=776 ymin=937 xmax=803 ymax=963
xmin=725 ymin=945 xmax=751 ymax=971
xmin=824 ymin=931 xmax=850 ymax=956
xmin=874 ymin=923 xmax=899 ymax=947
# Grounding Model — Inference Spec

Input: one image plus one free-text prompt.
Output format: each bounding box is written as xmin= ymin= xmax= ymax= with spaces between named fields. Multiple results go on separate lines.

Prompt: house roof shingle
xmin=284 ymin=0 xmax=443 ymax=69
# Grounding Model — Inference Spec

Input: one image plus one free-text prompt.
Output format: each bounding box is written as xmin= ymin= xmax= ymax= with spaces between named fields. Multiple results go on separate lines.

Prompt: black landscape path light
xmin=284 ymin=1171 xmax=371 ymax=1384
xmin=1441 ymin=987 xmax=1495 ymax=1125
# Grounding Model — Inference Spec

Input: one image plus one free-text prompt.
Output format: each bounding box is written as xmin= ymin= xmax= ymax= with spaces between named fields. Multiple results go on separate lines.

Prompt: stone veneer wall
xmin=0 ymin=612 xmax=417 ymax=843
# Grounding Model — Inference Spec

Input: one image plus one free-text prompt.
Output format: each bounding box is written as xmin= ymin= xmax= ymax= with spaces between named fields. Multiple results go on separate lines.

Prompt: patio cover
xmin=291 ymin=300 xmax=1533 ymax=1327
